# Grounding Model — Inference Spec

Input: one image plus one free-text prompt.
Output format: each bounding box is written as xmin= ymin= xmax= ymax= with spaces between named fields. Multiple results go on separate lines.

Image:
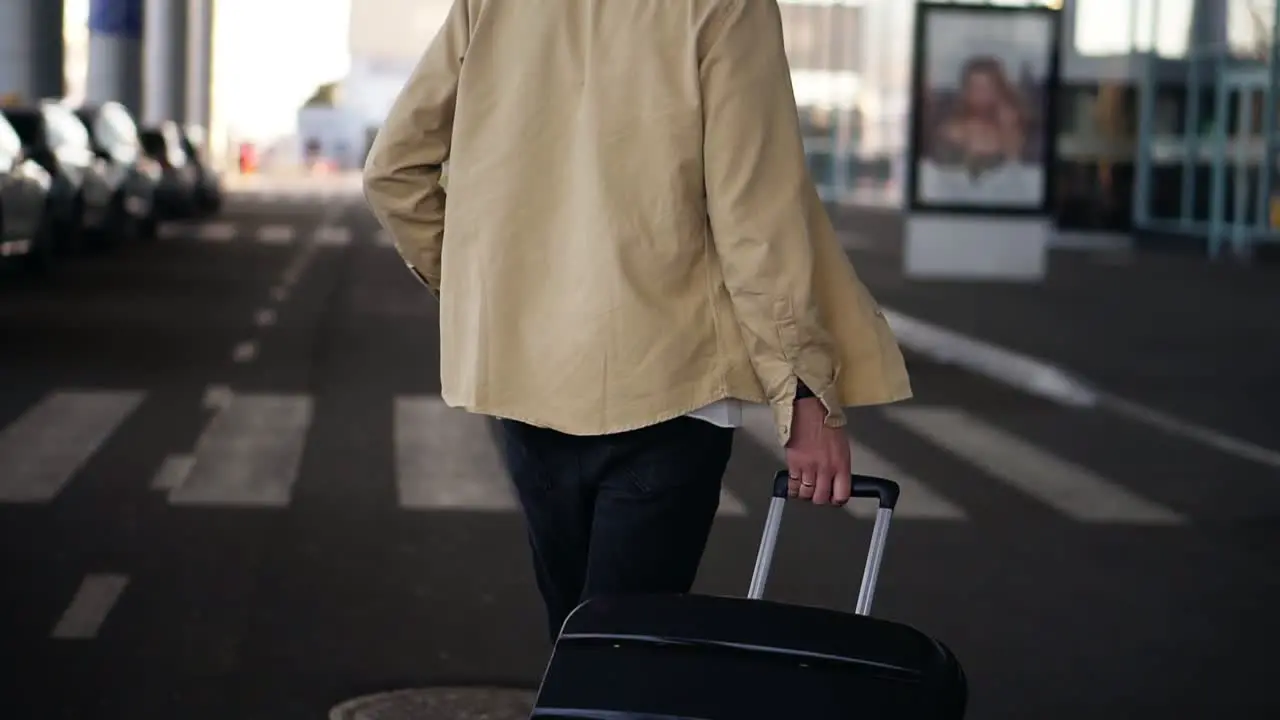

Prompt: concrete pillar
xmin=87 ymin=0 xmax=145 ymax=114
xmin=143 ymin=0 xmax=188 ymax=125
xmin=186 ymin=0 xmax=214 ymax=132
xmin=1189 ymin=0 xmax=1229 ymax=52
xmin=0 ymin=0 xmax=66 ymax=102
xmin=34 ymin=1 xmax=67 ymax=99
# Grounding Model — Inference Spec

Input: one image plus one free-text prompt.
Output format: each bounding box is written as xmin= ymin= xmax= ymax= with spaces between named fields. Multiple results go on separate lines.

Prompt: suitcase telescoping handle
xmin=746 ymin=471 xmax=901 ymax=616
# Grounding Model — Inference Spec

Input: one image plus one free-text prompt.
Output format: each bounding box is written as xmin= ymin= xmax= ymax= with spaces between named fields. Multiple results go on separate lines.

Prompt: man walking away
xmin=363 ymin=0 xmax=912 ymax=639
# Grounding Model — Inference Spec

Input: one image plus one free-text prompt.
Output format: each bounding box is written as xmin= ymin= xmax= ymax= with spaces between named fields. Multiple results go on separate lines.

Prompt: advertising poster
xmin=910 ymin=4 xmax=1059 ymax=212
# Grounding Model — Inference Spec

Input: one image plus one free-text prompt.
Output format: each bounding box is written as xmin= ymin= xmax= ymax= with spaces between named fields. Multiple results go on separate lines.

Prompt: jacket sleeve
xmin=698 ymin=0 xmax=846 ymax=445
xmin=361 ymin=0 xmax=472 ymax=297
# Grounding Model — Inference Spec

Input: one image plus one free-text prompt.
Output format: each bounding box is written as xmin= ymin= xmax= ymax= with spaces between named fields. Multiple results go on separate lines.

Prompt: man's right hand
xmin=784 ymin=397 xmax=852 ymax=506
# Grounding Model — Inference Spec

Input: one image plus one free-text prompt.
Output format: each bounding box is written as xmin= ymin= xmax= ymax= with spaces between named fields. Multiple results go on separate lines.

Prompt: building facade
xmin=332 ymin=0 xmax=1277 ymax=236
xmin=328 ymin=0 xmax=452 ymax=167
xmin=792 ymin=0 xmax=1277 ymax=234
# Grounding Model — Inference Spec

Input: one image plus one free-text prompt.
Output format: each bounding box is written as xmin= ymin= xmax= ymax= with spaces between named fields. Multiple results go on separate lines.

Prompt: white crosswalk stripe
xmin=391 ymin=395 xmax=751 ymax=516
xmin=158 ymin=220 xmax=375 ymax=247
xmin=151 ymin=454 xmax=195 ymax=491
xmin=157 ymin=223 xmax=186 ymax=240
xmin=717 ymin=488 xmax=748 ymax=516
xmin=0 ymin=388 xmax=1191 ymax=525
xmin=194 ymin=221 xmax=237 ymax=242
xmin=255 ymin=223 xmax=296 ymax=245
xmin=168 ymin=393 xmax=314 ymax=507
xmin=50 ymin=573 xmax=130 ymax=640
xmin=736 ymin=405 xmax=965 ymax=520
xmin=844 ymin=440 xmax=966 ymax=520
xmin=884 ymin=406 xmax=1183 ymax=524
xmin=201 ymin=384 xmax=235 ymax=411
xmin=160 ymin=221 xmax=239 ymax=242
xmin=229 ymin=189 xmax=363 ymax=204
xmin=0 ymin=390 xmax=145 ymax=503
xmin=394 ymin=395 xmax=518 ymax=511
xmin=223 ymin=174 xmax=364 ymax=200
xmin=313 ymin=225 xmax=352 ymax=247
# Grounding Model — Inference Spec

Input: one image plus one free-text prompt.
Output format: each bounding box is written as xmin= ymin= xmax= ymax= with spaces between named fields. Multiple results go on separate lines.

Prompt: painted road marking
xmin=845 ymin=440 xmax=966 ymax=520
xmin=0 ymin=391 xmax=144 ymax=503
xmin=231 ymin=341 xmax=258 ymax=363
xmin=195 ymin=222 xmax=237 ymax=242
xmin=202 ymin=384 xmax=234 ymax=411
xmin=314 ymin=225 xmax=352 ymax=247
xmin=256 ymin=224 xmax=296 ymax=246
xmin=717 ymin=488 xmax=747 ymax=517
xmin=884 ymin=406 xmax=1183 ymax=524
xmin=151 ymin=454 xmax=195 ymax=491
xmin=1099 ymin=393 xmax=1280 ymax=471
xmin=881 ymin=309 xmax=1098 ymax=408
xmin=168 ymin=394 xmax=314 ymax=507
xmin=738 ymin=404 xmax=964 ymax=519
xmin=737 ymin=404 xmax=962 ymax=515
xmin=278 ymin=244 xmax=318 ymax=287
xmin=393 ymin=396 xmax=747 ymax=516
xmin=51 ymin=574 xmax=129 ymax=639
xmin=157 ymin=223 xmax=186 ymax=240
xmin=394 ymin=396 xmax=517 ymax=511
xmin=882 ymin=308 xmax=1280 ymax=471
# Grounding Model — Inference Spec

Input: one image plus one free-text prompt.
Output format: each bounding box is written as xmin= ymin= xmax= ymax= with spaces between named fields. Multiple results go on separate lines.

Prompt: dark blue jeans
xmin=496 ymin=415 xmax=734 ymax=640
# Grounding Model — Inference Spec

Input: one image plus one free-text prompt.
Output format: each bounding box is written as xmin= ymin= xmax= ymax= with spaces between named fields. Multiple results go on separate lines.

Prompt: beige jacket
xmin=362 ymin=0 xmax=911 ymax=446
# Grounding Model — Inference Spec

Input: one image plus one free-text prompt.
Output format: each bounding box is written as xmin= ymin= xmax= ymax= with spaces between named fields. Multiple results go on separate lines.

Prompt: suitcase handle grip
xmin=752 ymin=472 xmax=901 ymax=614
xmin=770 ymin=470 xmax=901 ymax=509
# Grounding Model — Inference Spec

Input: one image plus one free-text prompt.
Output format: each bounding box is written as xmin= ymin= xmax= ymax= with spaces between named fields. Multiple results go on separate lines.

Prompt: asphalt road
xmin=1 ymin=181 xmax=1277 ymax=719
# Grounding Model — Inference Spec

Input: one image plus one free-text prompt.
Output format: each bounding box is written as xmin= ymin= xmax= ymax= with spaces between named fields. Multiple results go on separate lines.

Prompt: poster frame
xmin=906 ymin=2 xmax=1063 ymax=216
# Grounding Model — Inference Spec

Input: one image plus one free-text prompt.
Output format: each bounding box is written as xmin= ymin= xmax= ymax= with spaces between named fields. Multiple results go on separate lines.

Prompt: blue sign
xmin=89 ymin=0 xmax=144 ymax=39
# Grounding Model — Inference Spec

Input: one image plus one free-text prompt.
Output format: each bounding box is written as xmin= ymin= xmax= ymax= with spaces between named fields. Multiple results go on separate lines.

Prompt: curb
xmin=880 ymin=308 xmax=1099 ymax=408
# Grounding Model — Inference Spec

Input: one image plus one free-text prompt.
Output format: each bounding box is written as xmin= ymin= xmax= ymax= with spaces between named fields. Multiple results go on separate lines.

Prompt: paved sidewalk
xmin=837 ymin=212 xmax=1280 ymax=455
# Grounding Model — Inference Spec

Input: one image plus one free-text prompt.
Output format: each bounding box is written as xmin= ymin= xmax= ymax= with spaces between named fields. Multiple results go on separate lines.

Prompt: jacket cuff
xmin=815 ymin=382 xmax=847 ymax=429
xmin=773 ymin=376 xmax=847 ymax=447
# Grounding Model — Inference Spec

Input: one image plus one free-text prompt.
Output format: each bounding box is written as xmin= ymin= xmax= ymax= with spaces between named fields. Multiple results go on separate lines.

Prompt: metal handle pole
xmin=747 ymin=497 xmax=786 ymax=600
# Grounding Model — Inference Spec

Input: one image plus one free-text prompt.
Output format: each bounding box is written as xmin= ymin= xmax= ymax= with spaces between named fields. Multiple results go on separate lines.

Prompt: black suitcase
xmin=531 ymin=471 xmax=968 ymax=719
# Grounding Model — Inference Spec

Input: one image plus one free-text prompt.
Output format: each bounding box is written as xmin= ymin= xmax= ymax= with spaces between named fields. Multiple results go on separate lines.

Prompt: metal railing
xmin=1133 ymin=4 xmax=1280 ymax=260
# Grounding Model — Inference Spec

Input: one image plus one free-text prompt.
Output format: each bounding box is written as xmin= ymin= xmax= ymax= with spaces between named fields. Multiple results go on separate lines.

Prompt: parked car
xmin=1 ymin=101 xmax=106 ymax=253
xmin=74 ymin=102 xmax=160 ymax=243
xmin=0 ymin=113 xmax=55 ymax=273
xmin=138 ymin=121 xmax=200 ymax=220
xmin=180 ymin=124 xmax=222 ymax=216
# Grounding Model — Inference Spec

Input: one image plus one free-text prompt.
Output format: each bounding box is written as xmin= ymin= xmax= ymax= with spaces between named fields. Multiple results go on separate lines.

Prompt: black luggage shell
xmin=531 ymin=472 xmax=968 ymax=719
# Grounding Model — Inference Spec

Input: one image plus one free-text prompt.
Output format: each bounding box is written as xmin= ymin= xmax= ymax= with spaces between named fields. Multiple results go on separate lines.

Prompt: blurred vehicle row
xmin=0 ymin=98 xmax=223 ymax=277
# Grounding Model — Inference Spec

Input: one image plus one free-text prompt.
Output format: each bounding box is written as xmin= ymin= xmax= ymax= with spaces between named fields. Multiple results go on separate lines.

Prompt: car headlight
xmin=137 ymin=157 xmax=162 ymax=179
xmin=32 ymin=164 xmax=52 ymax=190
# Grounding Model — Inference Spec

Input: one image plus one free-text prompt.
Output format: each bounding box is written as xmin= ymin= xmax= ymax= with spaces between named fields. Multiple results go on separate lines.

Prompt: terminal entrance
xmin=1133 ymin=0 xmax=1280 ymax=260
